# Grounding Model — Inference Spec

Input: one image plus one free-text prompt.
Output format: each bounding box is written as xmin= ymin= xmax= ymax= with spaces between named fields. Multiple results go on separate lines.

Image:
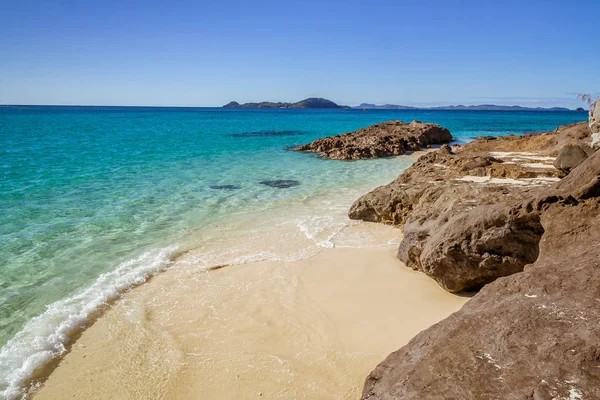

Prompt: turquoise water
xmin=0 ymin=106 xmax=587 ymax=397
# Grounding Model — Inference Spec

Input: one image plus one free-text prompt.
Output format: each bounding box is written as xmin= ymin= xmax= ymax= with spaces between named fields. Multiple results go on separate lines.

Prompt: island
xmin=222 ymin=97 xmax=349 ymax=109
xmin=356 ymin=103 xmax=576 ymax=111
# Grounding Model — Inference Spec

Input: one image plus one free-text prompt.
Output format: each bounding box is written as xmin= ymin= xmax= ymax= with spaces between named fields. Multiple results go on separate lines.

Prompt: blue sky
xmin=0 ymin=0 xmax=598 ymax=107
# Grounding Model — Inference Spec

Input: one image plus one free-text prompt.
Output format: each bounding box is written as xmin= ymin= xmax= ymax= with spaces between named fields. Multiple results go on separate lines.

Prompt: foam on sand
xmin=0 ymin=246 xmax=179 ymax=400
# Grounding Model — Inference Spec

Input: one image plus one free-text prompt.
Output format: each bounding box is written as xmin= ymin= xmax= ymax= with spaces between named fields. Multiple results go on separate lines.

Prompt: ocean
xmin=0 ymin=106 xmax=587 ymax=398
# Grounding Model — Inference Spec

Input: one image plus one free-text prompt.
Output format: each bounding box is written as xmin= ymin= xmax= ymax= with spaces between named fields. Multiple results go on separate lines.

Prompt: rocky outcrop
xmin=295 ymin=120 xmax=453 ymax=160
xmin=349 ymin=122 xmax=592 ymax=292
xmin=362 ymin=150 xmax=600 ymax=400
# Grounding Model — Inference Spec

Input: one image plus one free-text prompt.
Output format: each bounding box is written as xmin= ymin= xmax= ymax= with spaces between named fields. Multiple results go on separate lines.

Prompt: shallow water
xmin=0 ymin=106 xmax=587 ymax=398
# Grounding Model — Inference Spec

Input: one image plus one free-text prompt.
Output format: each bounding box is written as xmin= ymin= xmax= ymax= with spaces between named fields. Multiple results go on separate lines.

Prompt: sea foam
xmin=0 ymin=245 xmax=179 ymax=400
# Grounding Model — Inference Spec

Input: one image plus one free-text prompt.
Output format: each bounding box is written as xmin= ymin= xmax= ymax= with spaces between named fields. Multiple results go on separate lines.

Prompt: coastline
xmin=31 ymin=222 xmax=466 ymax=399
xmin=2 ymin=109 xmax=591 ymax=399
xmin=2 ymin=152 xmax=422 ymax=399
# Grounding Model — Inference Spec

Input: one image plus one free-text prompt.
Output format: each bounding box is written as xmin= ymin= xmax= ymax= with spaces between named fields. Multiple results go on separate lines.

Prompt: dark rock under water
xmin=209 ymin=185 xmax=241 ymax=190
xmin=259 ymin=180 xmax=300 ymax=188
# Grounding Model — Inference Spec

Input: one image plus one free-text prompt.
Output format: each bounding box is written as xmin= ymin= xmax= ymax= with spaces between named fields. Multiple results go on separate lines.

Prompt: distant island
xmin=223 ymin=97 xmax=349 ymax=109
xmin=222 ymin=99 xmax=579 ymax=111
xmin=356 ymin=103 xmax=575 ymax=111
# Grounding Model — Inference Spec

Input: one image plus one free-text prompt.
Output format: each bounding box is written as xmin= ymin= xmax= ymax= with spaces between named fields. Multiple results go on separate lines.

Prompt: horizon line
xmin=0 ymin=103 xmax=587 ymax=110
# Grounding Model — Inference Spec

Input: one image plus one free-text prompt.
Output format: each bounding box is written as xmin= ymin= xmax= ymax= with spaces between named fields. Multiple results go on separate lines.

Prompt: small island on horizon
xmin=357 ymin=103 xmax=576 ymax=111
xmin=222 ymin=98 xmax=583 ymax=111
xmin=222 ymin=97 xmax=350 ymax=109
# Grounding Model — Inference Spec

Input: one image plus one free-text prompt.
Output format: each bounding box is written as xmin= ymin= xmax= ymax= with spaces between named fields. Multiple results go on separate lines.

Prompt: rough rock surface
xmin=294 ymin=120 xmax=453 ymax=160
xmin=349 ymin=122 xmax=592 ymax=292
xmin=362 ymin=150 xmax=600 ymax=400
xmin=553 ymin=143 xmax=590 ymax=176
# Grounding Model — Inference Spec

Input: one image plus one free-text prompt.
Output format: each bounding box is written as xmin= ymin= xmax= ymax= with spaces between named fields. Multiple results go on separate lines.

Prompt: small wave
xmin=0 ymin=245 xmax=179 ymax=400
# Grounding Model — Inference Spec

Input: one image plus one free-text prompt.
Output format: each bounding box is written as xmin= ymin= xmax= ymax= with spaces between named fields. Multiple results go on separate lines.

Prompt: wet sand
xmin=33 ymin=223 xmax=467 ymax=400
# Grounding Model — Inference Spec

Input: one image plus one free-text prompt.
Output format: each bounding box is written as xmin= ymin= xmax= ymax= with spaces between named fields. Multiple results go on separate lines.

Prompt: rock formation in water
xmin=295 ymin=120 xmax=453 ymax=160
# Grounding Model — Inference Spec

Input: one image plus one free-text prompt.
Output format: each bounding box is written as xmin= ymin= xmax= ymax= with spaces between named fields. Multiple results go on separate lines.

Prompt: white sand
xmin=32 ymin=224 xmax=466 ymax=400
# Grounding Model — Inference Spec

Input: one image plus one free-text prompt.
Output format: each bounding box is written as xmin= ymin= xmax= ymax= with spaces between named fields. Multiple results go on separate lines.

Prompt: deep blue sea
xmin=0 ymin=106 xmax=587 ymax=398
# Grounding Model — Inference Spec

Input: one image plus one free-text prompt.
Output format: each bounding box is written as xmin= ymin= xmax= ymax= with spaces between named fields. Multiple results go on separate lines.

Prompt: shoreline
xmin=2 ymin=153 xmax=423 ymax=399
xmin=30 ymin=222 xmax=467 ymax=399
xmin=2 ymin=105 xmax=592 ymax=396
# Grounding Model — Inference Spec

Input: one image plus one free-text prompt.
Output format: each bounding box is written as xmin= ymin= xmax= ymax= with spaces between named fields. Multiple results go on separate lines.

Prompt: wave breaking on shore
xmin=0 ymin=246 xmax=180 ymax=400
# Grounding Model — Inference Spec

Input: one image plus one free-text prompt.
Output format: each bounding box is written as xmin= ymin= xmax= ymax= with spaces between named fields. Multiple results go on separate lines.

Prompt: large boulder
xmin=295 ymin=120 xmax=453 ymax=160
xmin=411 ymin=202 xmax=544 ymax=292
xmin=553 ymin=143 xmax=590 ymax=176
xmin=362 ymin=151 xmax=600 ymax=400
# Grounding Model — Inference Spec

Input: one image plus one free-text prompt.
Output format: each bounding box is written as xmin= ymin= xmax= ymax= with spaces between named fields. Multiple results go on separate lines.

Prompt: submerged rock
xmin=295 ymin=120 xmax=453 ymax=160
xmin=209 ymin=185 xmax=241 ymax=190
xmin=259 ymin=180 xmax=300 ymax=188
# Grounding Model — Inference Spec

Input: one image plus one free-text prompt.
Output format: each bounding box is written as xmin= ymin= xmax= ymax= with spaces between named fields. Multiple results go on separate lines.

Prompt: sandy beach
xmin=32 ymin=223 xmax=466 ymax=399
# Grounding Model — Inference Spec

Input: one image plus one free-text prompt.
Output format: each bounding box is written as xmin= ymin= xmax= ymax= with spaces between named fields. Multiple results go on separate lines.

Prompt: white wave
xmin=0 ymin=245 xmax=179 ymax=400
xmin=296 ymin=216 xmax=346 ymax=249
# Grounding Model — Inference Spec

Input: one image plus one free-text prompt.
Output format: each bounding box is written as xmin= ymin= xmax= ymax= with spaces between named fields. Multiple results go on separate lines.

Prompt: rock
xmin=210 ymin=185 xmax=241 ymax=190
xmin=363 ymin=151 xmax=600 ymax=399
xmin=538 ymin=147 xmax=600 ymax=202
xmin=348 ymin=143 xmax=557 ymax=226
xmin=413 ymin=203 xmax=544 ymax=292
xmin=259 ymin=180 xmax=300 ymax=188
xmin=460 ymin=122 xmax=591 ymax=155
xmin=361 ymin=146 xmax=600 ymax=400
xmin=553 ymin=143 xmax=589 ymax=176
xmin=363 ymin=201 xmax=600 ymax=400
xmin=349 ymin=122 xmax=593 ymax=292
xmin=295 ymin=120 xmax=453 ymax=160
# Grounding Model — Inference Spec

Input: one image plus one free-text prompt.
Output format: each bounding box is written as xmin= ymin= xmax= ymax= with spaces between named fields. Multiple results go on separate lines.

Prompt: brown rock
xmin=363 ymin=198 xmax=600 ymax=400
xmin=414 ymin=203 xmax=544 ymax=292
xmin=294 ymin=120 xmax=453 ymax=160
xmin=460 ymin=122 xmax=591 ymax=156
xmin=361 ymin=149 xmax=600 ymax=400
xmin=553 ymin=144 xmax=590 ymax=176
xmin=350 ymin=122 xmax=595 ymax=292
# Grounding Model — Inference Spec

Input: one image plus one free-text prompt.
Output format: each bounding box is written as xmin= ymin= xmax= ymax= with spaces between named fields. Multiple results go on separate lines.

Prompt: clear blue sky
xmin=0 ymin=0 xmax=598 ymax=108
